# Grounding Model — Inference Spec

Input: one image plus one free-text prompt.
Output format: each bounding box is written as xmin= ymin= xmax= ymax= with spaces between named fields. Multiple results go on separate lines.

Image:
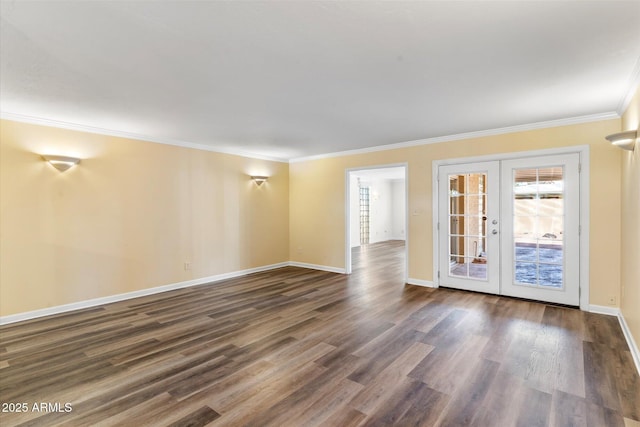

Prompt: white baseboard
xmin=288 ymin=261 xmax=346 ymax=274
xmin=588 ymin=305 xmax=640 ymax=376
xmin=0 ymin=262 xmax=289 ymax=326
xmin=588 ymin=304 xmax=621 ymax=316
xmin=618 ymin=311 xmax=640 ymax=376
xmin=407 ymin=278 xmax=436 ymax=288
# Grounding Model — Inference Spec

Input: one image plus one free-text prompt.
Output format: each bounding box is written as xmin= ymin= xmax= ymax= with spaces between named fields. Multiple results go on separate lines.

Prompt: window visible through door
xmin=448 ymin=172 xmax=488 ymax=280
xmin=512 ymin=166 xmax=564 ymax=288
xmin=359 ymin=186 xmax=370 ymax=245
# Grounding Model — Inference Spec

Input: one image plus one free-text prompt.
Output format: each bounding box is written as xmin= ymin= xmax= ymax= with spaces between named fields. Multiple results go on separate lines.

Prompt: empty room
xmin=1 ymin=1 xmax=639 ymax=426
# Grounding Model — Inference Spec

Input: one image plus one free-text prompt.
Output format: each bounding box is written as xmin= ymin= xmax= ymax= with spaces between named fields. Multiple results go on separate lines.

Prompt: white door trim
xmin=345 ymin=163 xmax=409 ymax=282
xmin=432 ymin=145 xmax=590 ymax=310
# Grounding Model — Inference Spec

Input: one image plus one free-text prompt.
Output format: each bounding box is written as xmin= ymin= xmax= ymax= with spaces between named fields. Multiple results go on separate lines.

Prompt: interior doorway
xmin=346 ymin=164 xmax=408 ymax=279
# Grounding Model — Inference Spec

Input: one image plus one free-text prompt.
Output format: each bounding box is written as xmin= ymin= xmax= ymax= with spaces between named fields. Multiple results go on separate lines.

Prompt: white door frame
xmin=345 ymin=163 xmax=409 ymax=282
xmin=432 ymin=146 xmax=590 ymax=310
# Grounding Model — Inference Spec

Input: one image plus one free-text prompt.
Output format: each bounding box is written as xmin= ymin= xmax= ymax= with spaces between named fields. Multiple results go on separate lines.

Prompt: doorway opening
xmin=346 ymin=164 xmax=408 ymax=280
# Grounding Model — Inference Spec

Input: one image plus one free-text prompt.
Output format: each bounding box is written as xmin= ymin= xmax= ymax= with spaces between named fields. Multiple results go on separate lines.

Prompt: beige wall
xmin=0 ymin=115 xmax=628 ymax=318
xmin=620 ymin=87 xmax=640 ymax=346
xmin=290 ymin=119 xmax=622 ymax=307
xmin=0 ymin=119 xmax=289 ymax=317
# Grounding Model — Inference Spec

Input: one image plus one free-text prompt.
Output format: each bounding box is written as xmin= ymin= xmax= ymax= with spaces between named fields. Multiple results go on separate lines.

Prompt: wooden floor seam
xmin=1 ymin=240 xmax=638 ymax=426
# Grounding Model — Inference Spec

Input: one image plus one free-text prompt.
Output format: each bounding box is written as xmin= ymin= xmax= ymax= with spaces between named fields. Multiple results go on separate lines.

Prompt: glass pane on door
xmin=448 ymin=173 xmax=488 ymax=280
xmin=512 ymin=167 xmax=564 ymax=288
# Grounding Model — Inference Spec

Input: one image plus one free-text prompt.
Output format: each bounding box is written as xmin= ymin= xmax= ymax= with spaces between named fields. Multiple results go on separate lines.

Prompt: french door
xmin=438 ymin=154 xmax=580 ymax=306
xmin=438 ymin=162 xmax=500 ymax=295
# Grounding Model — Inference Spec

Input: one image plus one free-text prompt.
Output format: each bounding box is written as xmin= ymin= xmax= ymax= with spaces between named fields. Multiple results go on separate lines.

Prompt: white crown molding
xmin=2 ymin=110 xmax=621 ymax=164
xmin=0 ymin=112 xmax=289 ymax=163
xmin=289 ymin=112 xmax=618 ymax=163
xmin=617 ymin=56 xmax=640 ymax=115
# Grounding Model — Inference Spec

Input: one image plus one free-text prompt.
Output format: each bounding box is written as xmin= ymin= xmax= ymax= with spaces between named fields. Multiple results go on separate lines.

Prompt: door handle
xmin=492 ymin=229 xmax=498 ymax=235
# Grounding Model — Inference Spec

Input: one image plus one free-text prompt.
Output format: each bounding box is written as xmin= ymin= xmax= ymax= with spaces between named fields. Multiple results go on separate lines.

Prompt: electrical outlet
xmin=607 ymin=295 xmax=617 ymax=306
xmin=184 ymin=262 xmax=191 ymax=271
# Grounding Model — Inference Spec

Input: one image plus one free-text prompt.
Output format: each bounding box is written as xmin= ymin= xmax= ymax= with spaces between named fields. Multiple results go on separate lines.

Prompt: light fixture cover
xmin=251 ymin=175 xmax=268 ymax=185
xmin=605 ymin=130 xmax=637 ymax=151
xmin=42 ymin=155 xmax=81 ymax=172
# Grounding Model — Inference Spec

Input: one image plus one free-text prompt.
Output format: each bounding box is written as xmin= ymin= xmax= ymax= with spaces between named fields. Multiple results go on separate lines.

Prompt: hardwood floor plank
xmin=408 ymin=333 xmax=490 ymax=395
xmin=322 ymin=407 xmax=367 ymax=427
xmin=166 ymin=406 xmax=220 ymax=427
xmin=514 ymin=384 xmax=552 ymax=427
xmin=417 ymin=308 xmax=470 ymax=349
xmin=1 ymin=240 xmax=638 ymax=426
xmin=541 ymin=305 xmax=587 ymax=397
xmin=390 ymin=385 xmax=450 ymax=427
xmin=290 ymin=378 xmax=363 ymax=427
xmin=614 ymin=345 xmax=640 ymax=420
xmin=550 ymin=390 xmax=588 ymax=427
xmin=584 ymin=311 xmax=630 ymax=350
xmin=92 ymin=392 xmax=176 ymax=427
xmin=435 ymin=358 xmax=500 ymax=426
xmin=243 ymin=356 xmax=362 ymax=427
xmin=479 ymin=307 xmax=520 ymax=363
xmin=584 ymin=341 xmax=624 ymax=411
xmin=347 ymin=328 xmax=427 ymax=385
xmin=205 ymin=362 xmax=327 ymax=427
xmin=350 ymin=341 xmax=434 ymax=415
xmin=314 ymin=319 xmax=394 ymax=368
xmin=360 ymin=378 xmax=448 ymax=427
xmin=203 ymin=342 xmax=333 ymax=412
xmin=469 ymin=370 xmax=549 ymax=427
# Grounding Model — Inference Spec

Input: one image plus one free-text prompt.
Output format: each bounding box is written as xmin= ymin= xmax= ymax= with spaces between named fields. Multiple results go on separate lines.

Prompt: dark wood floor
xmin=1 ymin=240 xmax=638 ymax=426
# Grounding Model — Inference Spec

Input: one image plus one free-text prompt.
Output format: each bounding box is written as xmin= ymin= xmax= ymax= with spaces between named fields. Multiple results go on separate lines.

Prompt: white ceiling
xmin=1 ymin=1 xmax=639 ymax=162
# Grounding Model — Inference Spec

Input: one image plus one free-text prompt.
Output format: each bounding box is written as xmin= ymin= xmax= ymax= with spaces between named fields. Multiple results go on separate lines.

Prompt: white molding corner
xmin=407 ymin=278 xmax=436 ymax=288
xmin=588 ymin=304 xmax=620 ymax=316
xmin=617 ymin=56 xmax=640 ymax=115
xmin=0 ymin=262 xmax=289 ymax=326
xmin=588 ymin=304 xmax=640 ymax=376
xmin=287 ymin=261 xmax=346 ymax=274
xmin=618 ymin=311 xmax=640 ymax=376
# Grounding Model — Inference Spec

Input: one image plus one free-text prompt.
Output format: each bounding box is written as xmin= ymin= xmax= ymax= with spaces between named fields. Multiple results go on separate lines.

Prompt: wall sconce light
xmin=251 ymin=176 xmax=268 ymax=186
xmin=42 ymin=155 xmax=81 ymax=172
xmin=605 ymin=130 xmax=637 ymax=151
